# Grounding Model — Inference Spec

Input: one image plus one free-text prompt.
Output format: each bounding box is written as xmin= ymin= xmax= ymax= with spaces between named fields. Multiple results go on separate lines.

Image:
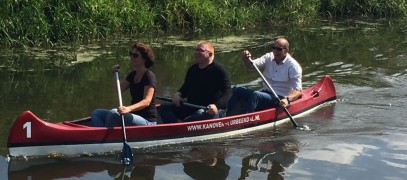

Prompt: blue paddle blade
xmin=121 ymin=142 xmax=134 ymax=165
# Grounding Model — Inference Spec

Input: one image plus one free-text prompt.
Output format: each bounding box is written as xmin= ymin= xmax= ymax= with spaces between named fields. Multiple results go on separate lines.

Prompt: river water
xmin=1 ymin=19 xmax=407 ymax=179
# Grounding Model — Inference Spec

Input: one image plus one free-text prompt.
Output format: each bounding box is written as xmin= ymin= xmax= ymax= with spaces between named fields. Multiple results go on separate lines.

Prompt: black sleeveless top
xmin=125 ymin=70 xmax=157 ymax=122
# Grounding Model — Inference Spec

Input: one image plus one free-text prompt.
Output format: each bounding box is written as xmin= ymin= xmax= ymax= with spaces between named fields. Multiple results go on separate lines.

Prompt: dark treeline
xmin=1 ymin=0 xmax=406 ymax=47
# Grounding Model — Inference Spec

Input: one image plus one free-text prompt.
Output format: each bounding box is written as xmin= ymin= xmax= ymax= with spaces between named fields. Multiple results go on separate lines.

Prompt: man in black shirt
xmin=159 ymin=41 xmax=232 ymax=123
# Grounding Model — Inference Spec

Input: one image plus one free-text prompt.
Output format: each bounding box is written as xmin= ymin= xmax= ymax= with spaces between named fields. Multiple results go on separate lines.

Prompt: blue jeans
xmin=158 ymin=103 xmax=226 ymax=123
xmin=226 ymin=87 xmax=282 ymax=116
xmin=91 ymin=109 xmax=156 ymax=127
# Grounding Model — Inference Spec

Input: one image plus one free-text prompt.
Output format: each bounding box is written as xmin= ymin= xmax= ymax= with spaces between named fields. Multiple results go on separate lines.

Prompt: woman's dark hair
xmin=133 ymin=42 xmax=155 ymax=68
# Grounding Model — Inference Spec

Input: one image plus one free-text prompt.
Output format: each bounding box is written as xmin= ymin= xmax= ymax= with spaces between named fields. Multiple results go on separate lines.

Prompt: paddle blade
xmin=121 ymin=142 xmax=134 ymax=165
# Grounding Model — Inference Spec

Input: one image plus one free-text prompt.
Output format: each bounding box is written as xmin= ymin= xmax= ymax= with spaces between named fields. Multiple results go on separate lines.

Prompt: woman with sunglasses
xmin=91 ymin=42 xmax=157 ymax=127
xmin=226 ymin=38 xmax=302 ymax=116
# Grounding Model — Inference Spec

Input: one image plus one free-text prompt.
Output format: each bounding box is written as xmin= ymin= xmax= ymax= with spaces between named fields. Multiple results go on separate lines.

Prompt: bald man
xmin=227 ymin=38 xmax=303 ymax=116
xmin=159 ymin=41 xmax=232 ymax=123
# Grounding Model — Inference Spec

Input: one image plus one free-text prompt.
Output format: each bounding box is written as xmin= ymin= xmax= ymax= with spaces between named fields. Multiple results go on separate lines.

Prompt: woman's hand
xmin=118 ymin=106 xmax=132 ymax=114
xmin=112 ymin=65 xmax=120 ymax=73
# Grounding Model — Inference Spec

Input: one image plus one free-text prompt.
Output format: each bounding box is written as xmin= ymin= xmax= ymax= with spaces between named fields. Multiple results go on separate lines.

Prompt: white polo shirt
xmin=252 ymin=52 xmax=302 ymax=97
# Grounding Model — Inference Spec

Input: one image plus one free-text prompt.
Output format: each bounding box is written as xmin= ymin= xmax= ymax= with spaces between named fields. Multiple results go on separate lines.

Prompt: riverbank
xmin=1 ymin=0 xmax=406 ymax=47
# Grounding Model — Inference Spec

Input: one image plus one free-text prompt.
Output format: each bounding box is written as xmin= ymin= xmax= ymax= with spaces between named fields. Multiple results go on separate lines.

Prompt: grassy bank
xmin=1 ymin=0 xmax=406 ymax=47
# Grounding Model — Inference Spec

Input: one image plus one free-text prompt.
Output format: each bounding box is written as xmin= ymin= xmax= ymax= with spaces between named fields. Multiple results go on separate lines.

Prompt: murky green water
xmin=1 ymin=19 xmax=407 ymax=179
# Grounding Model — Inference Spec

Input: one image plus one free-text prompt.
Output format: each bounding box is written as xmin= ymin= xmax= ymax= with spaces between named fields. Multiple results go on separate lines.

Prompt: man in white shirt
xmin=226 ymin=38 xmax=302 ymax=116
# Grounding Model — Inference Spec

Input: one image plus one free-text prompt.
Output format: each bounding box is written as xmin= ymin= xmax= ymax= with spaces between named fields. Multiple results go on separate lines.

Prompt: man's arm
xmin=280 ymin=89 xmax=302 ymax=107
xmin=214 ymin=65 xmax=232 ymax=109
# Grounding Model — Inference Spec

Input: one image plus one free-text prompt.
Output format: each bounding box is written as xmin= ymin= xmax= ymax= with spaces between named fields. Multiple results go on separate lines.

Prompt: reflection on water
xmin=0 ymin=157 xmax=7 ymax=180
xmin=302 ymin=143 xmax=376 ymax=165
xmin=9 ymin=162 xmax=154 ymax=179
xmin=238 ymin=140 xmax=299 ymax=180
xmin=7 ymin=139 xmax=301 ymax=180
xmin=183 ymin=159 xmax=230 ymax=179
xmin=7 ymin=145 xmax=230 ymax=179
xmin=291 ymin=133 xmax=407 ymax=180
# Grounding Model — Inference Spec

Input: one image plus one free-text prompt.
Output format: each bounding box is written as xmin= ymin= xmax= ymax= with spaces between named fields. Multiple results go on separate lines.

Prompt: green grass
xmin=1 ymin=0 xmax=406 ymax=47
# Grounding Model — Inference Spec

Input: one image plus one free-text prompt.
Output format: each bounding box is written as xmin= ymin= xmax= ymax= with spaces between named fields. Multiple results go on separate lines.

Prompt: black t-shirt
xmin=178 ymin=62 xmax=232 ymax=109
xmin=125 ymin=70 xmax=157 ymax=122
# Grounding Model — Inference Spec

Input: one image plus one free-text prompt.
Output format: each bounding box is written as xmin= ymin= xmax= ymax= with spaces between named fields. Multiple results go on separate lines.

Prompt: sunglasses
xmin=272 ymin=46 xmax=285 ymax=51
xmin=129 ymin=52 xmax=139 ymax=58
xmin=195 ymin=48 xmax=208 ymax=53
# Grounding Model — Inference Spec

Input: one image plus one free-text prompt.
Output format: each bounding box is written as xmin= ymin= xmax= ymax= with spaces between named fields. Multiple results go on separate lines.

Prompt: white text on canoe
xmin=187 ymin=115 xmax=260 ymax=131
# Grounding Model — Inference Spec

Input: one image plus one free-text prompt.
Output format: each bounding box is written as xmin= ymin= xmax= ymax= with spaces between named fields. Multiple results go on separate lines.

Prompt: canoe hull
xmin=8 ymin=75 xmax=337 ymax=157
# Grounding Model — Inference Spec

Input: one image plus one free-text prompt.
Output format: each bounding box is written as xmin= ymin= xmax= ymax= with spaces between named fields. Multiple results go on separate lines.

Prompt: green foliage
xmin=1 ymin=0 xmax=407 ymax=47
xmin=266 ymin=0 xmax=321 ymax=24
xmin=320 ymin=0 xmax=407 ymax=17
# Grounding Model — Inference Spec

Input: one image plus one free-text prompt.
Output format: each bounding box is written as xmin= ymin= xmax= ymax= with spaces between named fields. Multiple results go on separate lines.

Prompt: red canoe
xmin=7 ymin=75 xmax=337 ymax=157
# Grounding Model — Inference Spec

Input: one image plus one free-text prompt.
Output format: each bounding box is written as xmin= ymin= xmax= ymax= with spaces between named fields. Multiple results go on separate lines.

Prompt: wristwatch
xmin=285 ymin=96 xmax=292 ymax=103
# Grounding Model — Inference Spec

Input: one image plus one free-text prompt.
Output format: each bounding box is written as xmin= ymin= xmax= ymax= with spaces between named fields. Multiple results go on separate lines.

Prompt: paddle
xmin=114 ymin=71 xmax=134 ymax=165
xmin=249 ymin=58 xmax=310 ymax=131
xmin=156 ymin=96 xmax=208 ymax=110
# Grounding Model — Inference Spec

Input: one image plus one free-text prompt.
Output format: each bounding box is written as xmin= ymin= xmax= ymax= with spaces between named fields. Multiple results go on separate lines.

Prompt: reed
xmin=1 ymin=0 xmax=406 ymax=47
xmin=320 ymin=0 xmax=407 ymax=17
